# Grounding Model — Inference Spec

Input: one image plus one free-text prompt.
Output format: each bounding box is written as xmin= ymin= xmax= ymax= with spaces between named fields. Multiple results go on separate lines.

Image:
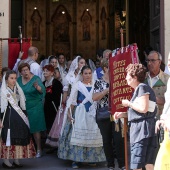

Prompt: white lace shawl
xmin=88 ymin=59 xmax=96 ymax=72
xmin=1 ymin=74 xmax=26 ymax=113
xmin=66 ymin=80 xmax=96 ymax=117
xmin=63 ymin=56 xmax=82 ymax=91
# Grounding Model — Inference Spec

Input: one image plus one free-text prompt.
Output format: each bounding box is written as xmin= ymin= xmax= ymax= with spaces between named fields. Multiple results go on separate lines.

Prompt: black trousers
xmin=97 ymin=119 xmax=125 ymax=168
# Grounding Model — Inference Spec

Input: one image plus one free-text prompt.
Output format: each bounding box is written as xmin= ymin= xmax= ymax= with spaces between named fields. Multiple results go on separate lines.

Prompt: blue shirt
xmin=128 ymin=83 xmax=157 ymax=143
xmin=96 ymin=67 xmax=104 ymax=79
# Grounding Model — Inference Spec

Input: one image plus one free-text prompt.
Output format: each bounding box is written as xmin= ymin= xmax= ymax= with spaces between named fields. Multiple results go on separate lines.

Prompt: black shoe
xmin=46 ymin=148 xmax=57 ymax=154
xmin=2 ymin=163 xmax=15 ymax=169
xmin=13 ymin=162 xmax=23 ymax=168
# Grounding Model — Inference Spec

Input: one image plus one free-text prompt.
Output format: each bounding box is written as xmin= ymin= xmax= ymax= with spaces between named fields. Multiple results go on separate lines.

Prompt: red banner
xmin=8 ymin=38 xmax=31 ymax=69
xmin=109 ymin=45 xmax=139 ymax=114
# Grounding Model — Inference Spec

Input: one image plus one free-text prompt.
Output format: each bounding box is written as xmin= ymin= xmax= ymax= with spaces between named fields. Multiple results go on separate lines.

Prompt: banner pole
xmin=18 ymin=26 xmax=22 ymax=52
xmin=0 ymin=23 xmax=2 ymax=75
xmin=120 ymin=28 xmax=129 ymax=170
xmin=120 ymin=28 xmax=124 ymax=48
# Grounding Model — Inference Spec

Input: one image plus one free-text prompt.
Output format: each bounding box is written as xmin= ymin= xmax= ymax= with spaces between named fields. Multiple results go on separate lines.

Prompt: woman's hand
xmin=122 ymin=99 xmax=130 ymax=107
xmin=0 ymin=120 xmax=3 ymax=128
xmin=155 ymin=114 xmax=170 ymax=133
xmin=114 ymin=112 xmax=127 ymax=120
xmin=164 ymin=117 xmax=170 ymax=132
xmin=93 ymin=88 xmax=109 ymax=101
xmin=67 ymin=113 xmax=75 ymax=123
xmin=33 ymin=82 xmax=42 ymax=92
xmin=155 ymin=119 xmax=164 ymax=133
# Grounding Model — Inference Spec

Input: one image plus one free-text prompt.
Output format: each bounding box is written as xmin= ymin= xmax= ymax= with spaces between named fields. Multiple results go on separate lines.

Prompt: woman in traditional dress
xmin=49 ymin=55 xmax=58 ymax=69
xmin=17 ymin=63 xmax=46 ymax=158
xmin=0 ymin=70 xmax=36 ymax=168
xmin=58 ymin=66 xmax=106 ymax=169
xmin=43 ymin=64 xmax=62 ymax=132
xmin=0 ymin=67 xmax=11 ymax=89
xmin=46 ymin=56 xmax=85 ymax=150
xmin=54 ymin=67 xmax=61 ymax=81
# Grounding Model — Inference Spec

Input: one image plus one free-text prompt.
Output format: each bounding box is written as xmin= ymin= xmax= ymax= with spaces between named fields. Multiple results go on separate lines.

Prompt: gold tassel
xmin=110 ymin=115 xmax=114 ymax=122
xmin=110 ymin=115 xmax=119 ymax=131
xmin=115 ymin=122 xmax=119 ymax=132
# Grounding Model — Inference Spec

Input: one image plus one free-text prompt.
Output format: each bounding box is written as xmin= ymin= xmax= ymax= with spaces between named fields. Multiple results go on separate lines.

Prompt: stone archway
xmin=51 ymin=5 xmax=71 ymax=59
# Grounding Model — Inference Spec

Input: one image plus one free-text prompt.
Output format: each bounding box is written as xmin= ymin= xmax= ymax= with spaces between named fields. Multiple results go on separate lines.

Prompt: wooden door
xmin=128 ymin=0 xmax=150 ymax=62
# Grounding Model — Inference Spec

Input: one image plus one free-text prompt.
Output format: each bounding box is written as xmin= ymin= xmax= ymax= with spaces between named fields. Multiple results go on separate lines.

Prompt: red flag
xmin=8 ymin=38 xmax=31 ymax=69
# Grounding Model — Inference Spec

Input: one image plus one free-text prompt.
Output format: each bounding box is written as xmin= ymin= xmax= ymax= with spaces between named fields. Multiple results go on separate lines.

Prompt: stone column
xmin=0 ymin=0 xmax=11 ymax=68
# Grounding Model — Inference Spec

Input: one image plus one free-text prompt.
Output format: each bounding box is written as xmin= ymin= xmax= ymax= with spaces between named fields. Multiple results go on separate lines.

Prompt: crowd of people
xmin=0 ymin=46 xmax=169 ymax=170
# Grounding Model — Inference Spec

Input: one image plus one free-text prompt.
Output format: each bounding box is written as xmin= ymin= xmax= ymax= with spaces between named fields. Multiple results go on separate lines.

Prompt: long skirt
xmin=58 ymin=116 xmax=106 ymax=162
xmin=0 ymin=139 xmax=36 ymax=159
xmin=46 ymin=106 xmax=65 ymax=147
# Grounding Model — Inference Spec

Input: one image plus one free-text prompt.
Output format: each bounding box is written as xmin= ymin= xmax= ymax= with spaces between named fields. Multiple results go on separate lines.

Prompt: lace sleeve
xmin=66 ymin=82 xmax=78 ymax=108
xmin=62 ymin=78 xmax=69 ymax=92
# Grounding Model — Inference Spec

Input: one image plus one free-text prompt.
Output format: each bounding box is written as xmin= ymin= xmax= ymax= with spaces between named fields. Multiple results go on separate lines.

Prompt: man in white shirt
xmin=13 ymin=46 xmax=42 ymax=79
xmin=145 ymin=51 xmax=170 ymax=117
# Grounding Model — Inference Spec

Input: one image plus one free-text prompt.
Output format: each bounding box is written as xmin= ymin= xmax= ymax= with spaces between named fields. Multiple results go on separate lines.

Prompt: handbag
xmin=96 ymin=106 xmax=110 ymax=121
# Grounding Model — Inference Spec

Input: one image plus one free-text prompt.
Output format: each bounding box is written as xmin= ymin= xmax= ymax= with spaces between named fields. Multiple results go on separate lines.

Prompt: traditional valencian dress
xmin=43 ymin=77 xmax=63 ymax=132
xmin=46 ymin=70 xmax=77 ymax=147
xmin=46 ymin=57 xmax=82 ymax=147
xmin=58 ymin=81 xmax=106 ymax=162
xmin=0 ymin=80 xmax=36 ymax=159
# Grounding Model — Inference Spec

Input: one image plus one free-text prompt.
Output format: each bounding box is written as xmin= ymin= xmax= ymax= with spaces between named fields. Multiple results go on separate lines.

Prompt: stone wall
xmin=25 ymin=0 xmax=47 ymax=56
xmin=25 ymin=0 xmax=109 ymax=60
xmin=0 ymin=0 xmax=11 ymax=67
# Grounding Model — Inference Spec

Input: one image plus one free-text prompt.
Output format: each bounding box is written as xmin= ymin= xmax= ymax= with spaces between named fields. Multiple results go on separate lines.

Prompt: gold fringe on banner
xmin=115 ymin=122 xmax=120 ymax=132
xmin=110 ymin=115 xmax=128 ymax=137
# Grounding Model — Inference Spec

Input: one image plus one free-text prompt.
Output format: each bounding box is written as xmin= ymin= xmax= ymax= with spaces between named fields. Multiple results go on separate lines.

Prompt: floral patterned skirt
xmin=0 ymin=139 xmax=36 ymax=159
xmin=58 ymin=118 xmax=106 ymax=162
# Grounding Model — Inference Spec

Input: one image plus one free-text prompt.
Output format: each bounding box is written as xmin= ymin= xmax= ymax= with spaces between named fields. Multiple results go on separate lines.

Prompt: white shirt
xmin=164 ymin=65 xmax=170 ymax=76
xmin=147 ymin=73 xmax=159 ymax=88
xmin=13 ymin=58 xmax=42 ymax=79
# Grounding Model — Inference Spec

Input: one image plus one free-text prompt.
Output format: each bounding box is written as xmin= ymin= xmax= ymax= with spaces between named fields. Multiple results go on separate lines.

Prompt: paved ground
xmin=0 ymin=151 xmax=122 ymax=170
